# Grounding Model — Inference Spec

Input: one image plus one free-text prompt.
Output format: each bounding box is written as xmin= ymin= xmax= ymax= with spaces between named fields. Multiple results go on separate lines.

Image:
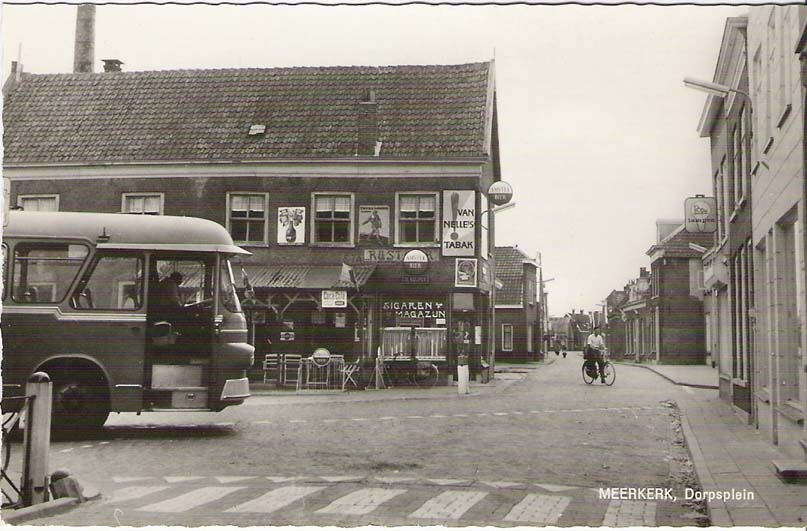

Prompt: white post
xmin=22 ymin=372 xmax=52 ymax=506
xmin=457 ymin=354 xmax=470 ymax=395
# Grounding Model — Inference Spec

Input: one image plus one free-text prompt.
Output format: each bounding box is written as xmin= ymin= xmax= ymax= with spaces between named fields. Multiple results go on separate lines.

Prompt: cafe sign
xmin=322 ymin=290 xmax=347 ymax=308
xmin=403 ymin=249 xmax=429 ymax=274
xmin=488 ymin=181 xmax=513 ymax=206
xmin=685 ymin=195 xmax=717 ymax=233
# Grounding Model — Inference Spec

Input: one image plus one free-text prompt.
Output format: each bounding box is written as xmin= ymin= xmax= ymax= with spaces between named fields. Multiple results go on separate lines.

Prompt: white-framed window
xmin=311 ymin=193 xmax=354 ymax=246
xmin=502 ymin=323 xmax=514 ymax=352
xmin=739 ymin=104 xmax=750 ymax=197
xmin=395 ymin=192 xmax=439 ymax=246
xmin=227 ymin=192 xmax=269 ymax=245
xmin=752 ymin=46 xmax=764 ymax=157
xmin=122 ymin=193 xmax=164 ymax=215
xmin=17 ymin=194 xmax=59 ymax=212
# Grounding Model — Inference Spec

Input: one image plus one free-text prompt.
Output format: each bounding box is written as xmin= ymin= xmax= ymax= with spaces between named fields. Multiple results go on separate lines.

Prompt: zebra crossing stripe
xmin=137 ymin=486 xmax=244 ymax=513
xmin=535 ymin=483 xmax=579 ymax=492
xmin=112 ymin=477 xmax=154 ymax=483
xmin=225 ymin=486 xmax=324 ymax=514
xmin=504 ymin=494 xmax=571 ymax=524
xmin=409 ymin=490 xmax=487 ymax=520
xmin=164 ymin=476 xmax=205 ymax=483
xmin=107 ymin=486 xmax=170 ymax=504
xmin=215 ymin=476 xmax=258 ymax=484
xmin=315 ymin=488 xmax=406 ymax=515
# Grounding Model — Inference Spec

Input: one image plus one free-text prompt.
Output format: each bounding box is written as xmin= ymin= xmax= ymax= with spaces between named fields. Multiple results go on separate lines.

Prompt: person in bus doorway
xmin=152 ymin=272 xmax=184 ymax=323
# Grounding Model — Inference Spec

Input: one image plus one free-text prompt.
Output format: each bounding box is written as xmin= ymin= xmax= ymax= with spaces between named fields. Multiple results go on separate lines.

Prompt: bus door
xmin=145 ymin=254 xmax=216 ymax=409
xmin=68 ymin=251 xmax=147 ymax=412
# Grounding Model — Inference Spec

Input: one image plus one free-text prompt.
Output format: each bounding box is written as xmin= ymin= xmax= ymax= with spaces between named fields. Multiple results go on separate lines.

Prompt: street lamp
xmin=683 ymin=77 xmax=750 ymax=99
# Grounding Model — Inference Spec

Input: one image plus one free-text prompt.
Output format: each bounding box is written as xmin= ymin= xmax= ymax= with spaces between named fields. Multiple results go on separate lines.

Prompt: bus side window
xmin=12 ymin=242 xmax=88 ymax=304
xmin=71 ymin=255 xmax=144 ymax=310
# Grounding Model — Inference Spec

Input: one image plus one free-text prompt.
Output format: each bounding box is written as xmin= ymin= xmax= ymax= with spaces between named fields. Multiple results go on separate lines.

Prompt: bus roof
xmin=3 ymin=211 xmax=250 ymax=255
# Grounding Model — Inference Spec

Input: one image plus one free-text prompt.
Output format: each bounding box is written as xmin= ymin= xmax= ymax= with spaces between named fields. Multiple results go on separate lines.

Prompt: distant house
xmin=646 ymin=221 xmax=712 ymax=363
xmin=603 ymin=289 xmax=628 ymax=360
xmin=493 ymin=247 xmax=540 ymax=361
xmin=566 ymin=310 xmax=591 ymax=351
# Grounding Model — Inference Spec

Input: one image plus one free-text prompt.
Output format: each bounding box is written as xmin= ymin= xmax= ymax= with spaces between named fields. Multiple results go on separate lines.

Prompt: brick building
xmin=492 ymin=246 xmax=540 ymax=362
xmin=2 ymin=59 xmax=503 ymax=380
xmin=646 ymin=221 xmax=712 ymax=364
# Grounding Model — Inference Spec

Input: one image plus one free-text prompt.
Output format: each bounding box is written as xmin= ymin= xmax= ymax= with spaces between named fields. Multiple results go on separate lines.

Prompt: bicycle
xmin=582 ymin=348 xmax=616 ymax=386
xmin=384 ymin=358 xmax=440 ymax=387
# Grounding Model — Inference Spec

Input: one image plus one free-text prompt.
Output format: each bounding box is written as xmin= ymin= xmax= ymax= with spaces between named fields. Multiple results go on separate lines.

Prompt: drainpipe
xmin=797 ymin=23 xmax=807 ymax=453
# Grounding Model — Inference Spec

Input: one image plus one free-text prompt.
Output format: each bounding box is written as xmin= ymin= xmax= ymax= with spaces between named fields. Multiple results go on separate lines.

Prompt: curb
xmin=618 ymin=362 xmax=718 ymax=389
xmin=2 ymin=497 xmax=79 ymax=524
xmin=678 ymin=410 xmax=732 ymax=527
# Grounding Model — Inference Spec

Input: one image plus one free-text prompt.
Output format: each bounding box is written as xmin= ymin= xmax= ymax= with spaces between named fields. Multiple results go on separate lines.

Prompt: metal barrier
xmin=296 ymin=354 xmax=345 ymax=391
xmin=1 ymin=372 xmax=52 ymax=509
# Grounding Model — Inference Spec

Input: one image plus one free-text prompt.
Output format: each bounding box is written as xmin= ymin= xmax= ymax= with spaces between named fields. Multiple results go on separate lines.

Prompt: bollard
xmin=457 ymin=355 xmax=470 ymax=395
xmin=22 ymin=371 xmax=52 ymax=507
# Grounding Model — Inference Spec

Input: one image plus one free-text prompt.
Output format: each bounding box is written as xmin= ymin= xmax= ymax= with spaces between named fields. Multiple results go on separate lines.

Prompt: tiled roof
xmin=647 ymin=227 xmax=714 ymax=257
xmin=3 ymin=62 xmax=493 ymax=165
xmin=493 ymin=246 xmax=534 ymax=306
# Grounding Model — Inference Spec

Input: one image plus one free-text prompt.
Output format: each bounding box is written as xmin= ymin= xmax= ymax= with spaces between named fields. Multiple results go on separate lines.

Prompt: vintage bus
xmin=1 ymin=211 xmax=254 ymax=430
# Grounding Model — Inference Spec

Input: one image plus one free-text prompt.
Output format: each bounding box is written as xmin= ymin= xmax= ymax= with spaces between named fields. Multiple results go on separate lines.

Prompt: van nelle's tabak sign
xmin=442 ymin=190 xmax=475 ymax=256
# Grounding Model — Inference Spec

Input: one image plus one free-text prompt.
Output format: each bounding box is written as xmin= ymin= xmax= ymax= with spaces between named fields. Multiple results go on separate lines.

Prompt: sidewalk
xmin=631 ymin=362 xmax=807 ymax=526
xmin=247 ymin=360 xmax=544 ymax=402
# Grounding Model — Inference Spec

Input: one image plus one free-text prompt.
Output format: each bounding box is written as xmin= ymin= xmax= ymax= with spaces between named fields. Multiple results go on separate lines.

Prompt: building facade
xmin=3 ymin=60 xmax=503 ymax=381
xmin=646 ymin=221 xmax=711 ymax=364
xmin=695 ymin=5 xmax=807 ymax=461
xmin=492 ymin=246 xmax=540 ymax=362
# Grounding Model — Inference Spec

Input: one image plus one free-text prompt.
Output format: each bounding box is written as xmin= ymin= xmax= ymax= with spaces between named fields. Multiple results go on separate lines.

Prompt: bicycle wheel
xmin=581 ymin=362 xmax=596 ymax=385
xmin=412 ymin=363 xmax=439 ymax=387
xmin=602 ymin=362 xmax=616 ymax=386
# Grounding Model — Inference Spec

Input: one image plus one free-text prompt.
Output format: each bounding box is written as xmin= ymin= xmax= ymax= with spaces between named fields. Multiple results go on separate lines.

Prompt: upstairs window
xmin=18 ymin=194 xmax=59 ymax=212
xmin=122 ymin=193 xmax=163 ymax=215
xmin=228 ymin=193 xmax=268 ymax=245
xmin=312 ymin=193 xmax=353 ymax=245
xmin=397 ymin=193 xmax=438 ymax=245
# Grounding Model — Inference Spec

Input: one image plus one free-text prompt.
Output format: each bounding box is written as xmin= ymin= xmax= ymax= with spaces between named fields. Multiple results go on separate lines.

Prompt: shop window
xmin=397 ymin=193 xmax=438 ymax=245
xmin=123 ymin=193 xmax=163 ymax=215
xmin=312 ymin=193 xmax=353 ymax=245
xmin=17 ymin=194 xmax=59 ymax=212
xmin=228 ymin=193 xmax=268 ymax=244
xmin=502 ymin=323 xmax=513 ymax=352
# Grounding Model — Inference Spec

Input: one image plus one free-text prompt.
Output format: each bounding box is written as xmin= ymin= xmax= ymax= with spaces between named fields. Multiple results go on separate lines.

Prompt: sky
xmin=0 ymin=1 xmax=752 ymax=316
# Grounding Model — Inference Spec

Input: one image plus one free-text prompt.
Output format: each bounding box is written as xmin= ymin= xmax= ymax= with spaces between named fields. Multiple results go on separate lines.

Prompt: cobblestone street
xmin=19 ymin=355 xmax=707 ymax=526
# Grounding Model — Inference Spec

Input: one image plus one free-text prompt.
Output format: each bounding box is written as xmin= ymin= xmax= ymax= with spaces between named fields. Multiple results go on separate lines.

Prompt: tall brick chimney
xmin=73 ymin=4 xmax=95 ymax=73
xmin=357 ymin=89 xmax=379 ymax=156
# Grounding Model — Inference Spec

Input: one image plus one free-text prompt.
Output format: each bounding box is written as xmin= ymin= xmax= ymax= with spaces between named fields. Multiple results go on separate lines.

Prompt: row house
xmin=492 ymin=246 xmax=540 ymax=362
xmin=602 ymin=289 xmax=627 ymax=360
xmin=614 ymin=268 xmax=652 ymax=362
xmin=646 ymin=220 xmax=712 ymax=364
xmin=2 ymin=58 xmax=503 ymax=382
xmin=695 ymin=5 xmax=807 ymax=464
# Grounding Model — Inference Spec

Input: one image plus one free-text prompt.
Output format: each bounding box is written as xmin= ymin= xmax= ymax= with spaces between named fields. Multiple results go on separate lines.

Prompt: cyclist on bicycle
xmin=585 ymin=326 xmax=607 ymax=384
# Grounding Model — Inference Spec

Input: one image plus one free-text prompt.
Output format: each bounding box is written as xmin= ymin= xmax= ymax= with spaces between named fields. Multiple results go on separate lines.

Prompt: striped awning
xmin=240 ymin=264 xmax=375 ymax=290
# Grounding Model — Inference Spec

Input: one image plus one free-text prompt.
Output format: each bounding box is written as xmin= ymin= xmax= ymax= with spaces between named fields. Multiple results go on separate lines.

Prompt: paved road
xmin=17 ymin=353 xmax=708 ymax=526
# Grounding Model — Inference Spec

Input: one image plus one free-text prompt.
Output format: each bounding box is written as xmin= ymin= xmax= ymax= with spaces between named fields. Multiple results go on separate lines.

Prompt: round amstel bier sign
xmin=488 ymin=181 xmax=513 ymax=206
xmin=403 ymin=249 xmax=430 ymax=274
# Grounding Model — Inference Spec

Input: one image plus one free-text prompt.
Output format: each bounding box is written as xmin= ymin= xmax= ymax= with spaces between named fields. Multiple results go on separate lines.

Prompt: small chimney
xmin=640 ymin=267 xmax=649 ymax=278
xmin=73 ymin=4 xmax=96 ymax=73
xmin=2 ymin=61 xmax=22 ymax=97
xmin=102 ymin=59 xmax=124 ymax=72
xmin=357 ymin=89 xmax=378 ymax=156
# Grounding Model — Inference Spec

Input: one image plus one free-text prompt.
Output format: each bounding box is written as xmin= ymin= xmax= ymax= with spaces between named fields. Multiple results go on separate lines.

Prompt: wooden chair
xmin=262 ymin=354 xmax=279 ymax=384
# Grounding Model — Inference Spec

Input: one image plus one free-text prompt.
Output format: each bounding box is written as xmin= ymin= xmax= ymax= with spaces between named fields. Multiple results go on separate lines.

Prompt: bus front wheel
xmin=50 ymin=371 xmax=110 ymax=430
